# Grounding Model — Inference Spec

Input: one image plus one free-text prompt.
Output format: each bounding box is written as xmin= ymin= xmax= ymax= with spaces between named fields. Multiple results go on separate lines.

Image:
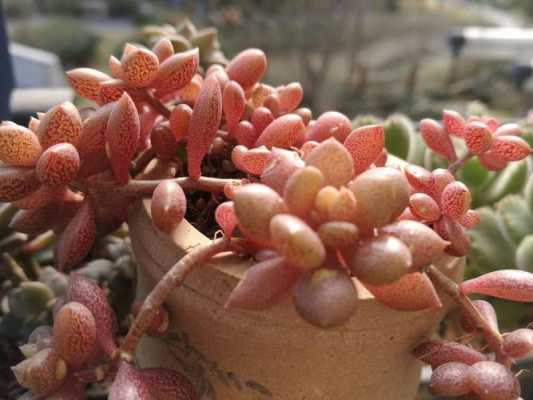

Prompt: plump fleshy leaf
xmin=56 ymin=199 xmax=97 ymax=271
xmin=428 ymin=362 xmax=471 ymax=397
xmin=152 ymin=48 xmax=199 ymax=92
xmin=233 ymin=183 xmax=285 ymax=245
xmin=36 ymin=143 xmax=80 ymax=185
xmin=232 ymin=120 xmax=258 ymax=148
xmin=152 ymin=37 xmax=174 ymax=63
xmin=231 ymin=145 xmax=270 ymax=175
xmin=365 ymin=272 xmax=442 ymax=311
xmin=260 ymin=148 xmax=304 ymax=194
xmin=141 ymin=368 xmax=196 ymax=400
xmin=305 ymin=138 xmax=354 ymax=187
xmin=109 ymin=362 xmax=150 ymax=400
xmin=434 ymin=216 xmax=471 ymax=257
xmin=108 ymin=55 xmax=123 ymax=78
xmin=419 ymin=118 xmax=457 ymax=161
xmin=293 ymin=268 xmax=358 ymax=328
xmin=169 ymin=103 xmax=192 ymax=142
xmin=442 ymin=109 xmax=466 ymax=138
xmin=0 ymin=166 xmax=40 ymax=202
xmin=284 ymin=166 xmax=325 ymax=217
xmin=263 ymin=93 xmax=281 ymax=116
xmin=215 ymin=201 xmax=237 ymax=237
xmin=343 ymin=124 xmax=386 ymax=173
xmin=9 ymin=205 xmax=58 ymax=235
xmin=460 ymin=299 xmax=499 ymax=334
xmin=255 ymin=113 xmax=305 ymax=149
xmin=186 ymin=75 xmax=222 ymax=179
xmin=151 ymin=123 xmax=178 ymax=161
xmin=440 ymin=181 xmax=471 ymax=219
xmin=251 ymin=106 xmax=274 ymax=135
xmin=67 ymin=273 xmax=117 ymax=356
xmin=348 ymin=167 xmax=410 ymax=232
xmin=151 ymin=180 xmax=186 ymax=233
xmin=66 ymin=68 xmax=111 ymax=102
xmin=412 ymin=340 xmax=487 ymax=368
xmin=226 ymin=257 xmax=299 ymax=310
xmin=38 ymin=102 xmax=82 ymax=149
xmin=222 ymin=80 xmax=245 ymax=131
xmin=382 ymin=220 xmax=449 ymax=269
xmin=121 ymin=47 xmax=159 ymax=87
xmin=277 ymin=82 xmax=303 ymax=113
xmin=270 ymin=214 xmax=325 ymax=271
xmin=489 ymin=135 xmax=531 ymax=161
xmin=12 ymin=185 xmax=64 ymax=209
xmin=465 ymin=121 xmax=493 ymax=156
xmin=502 ymin=328 xmax=533 ymax=358
xmin=53 ymin=301 xmax=96 ymax=369
xmin=78 ymin=102 xmax=113 ymax=158
xmin=105 ymin=93 xmax=140 ymax=185
xmin=461 ymin=270 xmax=533 ymax=302
xmin=305 ymin=111 xmax=352 ymax=142
xmin=409 ymin=193 xmax=440 ymax=222
xmin=468 ymin=361 xmax=520 ymax=400
xmin=0 ymin=123 xmax=42 ymax=166
xmin=11 ymin=348 xmax=67 ymax=396
xmin=225 ymin=48 xmax=267 ymax=90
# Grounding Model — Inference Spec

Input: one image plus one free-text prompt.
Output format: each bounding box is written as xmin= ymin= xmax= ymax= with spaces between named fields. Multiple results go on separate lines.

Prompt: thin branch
xmin=118 ymin=238 xmax=236 ymax=358
xmin=426 ymin=265 xmax=510 ymax=366
xmin=90 ymin=177 xmax=242 ymax=197
xmin=448 ymin=152 xmax=473 ymax=175
xmin=130 ymin=147 xmax=157 ymax=177
xmin=141 ymin=90 xmax=171 ymax=119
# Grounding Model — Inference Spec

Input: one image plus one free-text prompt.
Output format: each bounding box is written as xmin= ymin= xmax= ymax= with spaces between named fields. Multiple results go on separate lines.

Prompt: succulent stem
xmin=119 ymin=238 xmax=239 ymax=359
xmin=447 ymin=152 xmax=473 ymax=175
xmin=90 ymin=176 xmax=242 ymax=196
xmin=426 ymin=264 xmax=510 ymax=366
xmin=130 ymin=147 xmax=157 ymax=177
xmin=141 ymin=90 xmax=171 ymax=119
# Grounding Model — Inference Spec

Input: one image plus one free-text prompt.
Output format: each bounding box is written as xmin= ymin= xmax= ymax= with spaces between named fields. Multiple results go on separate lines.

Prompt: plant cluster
xmin=0 ymin=29 xmax=532 ymax=399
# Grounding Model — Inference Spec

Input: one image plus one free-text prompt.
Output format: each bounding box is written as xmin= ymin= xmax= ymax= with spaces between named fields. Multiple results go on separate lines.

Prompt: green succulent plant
xmin=142 ymin=18 xmax=228 ymax=69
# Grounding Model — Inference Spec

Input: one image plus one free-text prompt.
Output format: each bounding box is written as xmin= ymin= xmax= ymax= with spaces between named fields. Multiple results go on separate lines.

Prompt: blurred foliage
xmin=11 ymin=17 xmax=100 ymax=68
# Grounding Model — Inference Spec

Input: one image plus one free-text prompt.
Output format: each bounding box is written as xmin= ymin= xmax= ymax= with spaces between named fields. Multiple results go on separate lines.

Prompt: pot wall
xmin=129 ymin=200 xmax=464 ymax=400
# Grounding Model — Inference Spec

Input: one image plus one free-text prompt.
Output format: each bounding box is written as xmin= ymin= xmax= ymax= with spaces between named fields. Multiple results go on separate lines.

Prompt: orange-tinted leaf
xmin=277 ymin=82 xmax=303 ymax=113
xmin=0 ymin=166 xmax=40 ymax=202
xmin=255 ymin=113 xmax=305 ymax=149
xmin=0 ymin=124 xmax=42 ymax=166
xmin=343 ymin=124 xmax=385 ymax=174
xmin=78 ymin=102 xmax=113 ymax=158
xmin=226 ymin=257 xmax=299 ymax=310
xmin=36 ymin=143 xmax=80 ymax=186
xmin=151 ymin=180 xmax=186 ymax=233
xmin=186 ymin=75 xmax=222 ymax=179
xmin=222 ymin=80 xmax=245 ymax=131
xmin=38 ymin=102 xmax=82 ymax=149
xmin=465 ymin=121 xmax=492 ymax=155
xmin=306 ymin=111 xmax=353 ymax=143
xmin=66 ymin=68 xmax=111 ymax=102
xmin=226 ymin=48 xmax=267 ymax=90
xmin=169 ymin=103 xmax=192 ymax=142
xmin=365 ymin=272 xmax=442 ymax=311
xmin=231 ymin=145 xmax=270 ymax=175
xmin=232 ymin=120 xmax=258 ymax=148
xmin=121 ymin=47 xmax=159 ymax=88
xmin=105 ymin=93 xmax=140 ymax=185
xmin=152 ymin=48 xmax=199 ymax=92
xmin=56 ymin=199 xmax=97 ymax=271
xmin=152 ymin=37 xmax=174 ymax=63
xmin=419 ymin=119 xmax=457 ymax=161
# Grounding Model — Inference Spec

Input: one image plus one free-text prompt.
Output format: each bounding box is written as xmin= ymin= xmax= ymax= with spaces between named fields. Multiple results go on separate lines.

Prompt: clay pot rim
xmin=137 ymin=198 xmax=463 ymax=305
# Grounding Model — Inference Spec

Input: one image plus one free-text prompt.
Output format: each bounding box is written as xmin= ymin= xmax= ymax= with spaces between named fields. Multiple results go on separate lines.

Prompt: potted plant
xmin=3 ymin=24 xmax=533 ymax=400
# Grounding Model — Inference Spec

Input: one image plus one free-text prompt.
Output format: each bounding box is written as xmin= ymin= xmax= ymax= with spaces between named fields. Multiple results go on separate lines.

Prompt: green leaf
xmin=468 ymin=207 xmax=516 ymax=272
xmin=496 ymin=195 xmax=533 ymax=244
xmin=516 ymin=235 xmax=533 ymax=272
xmin=7 ymin=281 xmax=54 ymax=319
xmin=477 ymin=159 xmax=528 ymax=205
xmin=383 ymin=114 xmax=412 ymax=160
xmin=523 ymin=176 xmax=533 ymax=213
xmin=406 ymin=130 xmax=426 ymax=166
xmin=458 ymin=157 xmax=490 ymax=191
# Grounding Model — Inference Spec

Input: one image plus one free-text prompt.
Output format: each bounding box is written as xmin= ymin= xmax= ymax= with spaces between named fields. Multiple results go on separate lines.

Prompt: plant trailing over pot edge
xmin=1 ymin=22 xmax=532 ymax=400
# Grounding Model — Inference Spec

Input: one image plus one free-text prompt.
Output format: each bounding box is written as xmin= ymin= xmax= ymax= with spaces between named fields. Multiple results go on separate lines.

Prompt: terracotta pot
xmin=128 ymin=199 xmax=464 ymax=400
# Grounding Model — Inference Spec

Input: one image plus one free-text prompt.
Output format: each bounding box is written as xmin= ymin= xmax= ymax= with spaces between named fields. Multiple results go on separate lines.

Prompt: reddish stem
xmin=141 ymin=90 xmax=171 ymax=119
xmin=448 ymin=152 xmax=473 ymax=175
xmin=119 ymin=238 xmax=236 ymax=359
xmin=426 ymin=265 xmax=510 ymax=366
xmin=90 ymin=176 xmax=242 ymax=196
xmin=130 ymin=147 xmax=157 ymax=177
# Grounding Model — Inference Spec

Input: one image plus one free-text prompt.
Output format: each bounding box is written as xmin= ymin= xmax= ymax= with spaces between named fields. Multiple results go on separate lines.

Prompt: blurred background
xmin=5 ymin=0 xmax=533 ymax=120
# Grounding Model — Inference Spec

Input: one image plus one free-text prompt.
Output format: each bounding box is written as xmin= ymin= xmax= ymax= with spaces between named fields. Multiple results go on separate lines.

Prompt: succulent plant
xmin=1 ymin=19 xmax=533 ymax=400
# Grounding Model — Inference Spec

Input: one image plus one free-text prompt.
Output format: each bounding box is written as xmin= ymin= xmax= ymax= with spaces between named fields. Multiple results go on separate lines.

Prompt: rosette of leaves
xmin=142 ymin=18 xmax=228 ymax=69
xmin=382 ymin=112 xmax=532 ymax=208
